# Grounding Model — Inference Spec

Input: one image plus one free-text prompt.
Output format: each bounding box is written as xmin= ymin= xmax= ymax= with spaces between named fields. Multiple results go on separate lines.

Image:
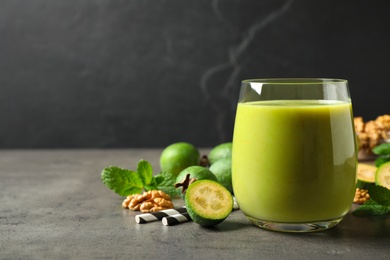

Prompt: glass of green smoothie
xmin=232 ymin=78 xmax=357 ymax=232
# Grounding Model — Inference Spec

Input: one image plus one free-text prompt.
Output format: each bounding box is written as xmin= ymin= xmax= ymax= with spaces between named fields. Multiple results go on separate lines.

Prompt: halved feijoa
xmin=357 ymin=163 xmax=377 ymax=189
xmin=185 ymin=180 xmax=233 ymax=227
xmin=376 ymin=162 xmax=390 ymax=189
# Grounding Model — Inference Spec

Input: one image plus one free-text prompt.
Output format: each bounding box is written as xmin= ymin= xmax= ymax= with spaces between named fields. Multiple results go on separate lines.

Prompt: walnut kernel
xmin=122 ymin=190 xmax=174 ymax=213
xmin=355 ymin=114 xmax=390 ymax=153
xmin=353 ymin=188 xmax=370 ymax=205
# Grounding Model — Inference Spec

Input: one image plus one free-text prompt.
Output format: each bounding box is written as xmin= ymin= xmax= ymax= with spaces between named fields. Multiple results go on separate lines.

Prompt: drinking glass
xmin=232 ymin=78 xmax=357 ymax=232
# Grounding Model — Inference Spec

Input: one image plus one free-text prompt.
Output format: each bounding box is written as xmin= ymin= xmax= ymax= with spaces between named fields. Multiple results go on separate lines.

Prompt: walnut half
xmin=122 ymin=190 xmax=174 ymax=213
xmin=355 ymin=114 xmax=390 ymax=153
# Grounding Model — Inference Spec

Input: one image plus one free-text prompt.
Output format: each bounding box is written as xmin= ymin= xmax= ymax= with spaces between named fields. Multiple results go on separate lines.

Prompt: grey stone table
xmin=1 ymin=149 xmax=389 ymax=260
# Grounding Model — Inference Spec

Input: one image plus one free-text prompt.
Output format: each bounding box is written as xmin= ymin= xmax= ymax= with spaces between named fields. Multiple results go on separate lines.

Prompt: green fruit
xmin=356 ymin=163 xmax=376 ymax=189
xmin=209 ymin=158 xmax=233 ymax=194
xmin=208 ymin=142 xmax=232 ymax=164
xmin=160 ymin=142 xmax=200 ymax=176
xmin=376 ymin=161 xmax=390 ymax=189
xmin=185 ymin=180 xmax=233 ymax=227
xmin=175 ymin=166 xmax=217 ymax=199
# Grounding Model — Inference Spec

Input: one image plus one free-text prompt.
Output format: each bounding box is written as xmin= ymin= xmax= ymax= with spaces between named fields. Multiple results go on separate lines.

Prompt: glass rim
xmin=241 ymin=78 xmax=348 ymax=85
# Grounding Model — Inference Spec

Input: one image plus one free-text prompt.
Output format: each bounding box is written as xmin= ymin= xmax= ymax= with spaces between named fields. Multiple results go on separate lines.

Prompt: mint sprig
xmin=101 ymin=160 xmax=177 ymax=198
xmin=372 ymin=143 xmax=390 ymax=167
xmin=154 ymin=171 xmax=177 ymax=197
xmin=368 ymin=185 xmax=390 ymax=206
xmin=372 ymin=143 xmax=390 ymax=155
xmin=352 ymin=200 xmax=390 ymax=216
xmin=136 ymin=160 xmax=155 ymax=190
xmin=352 ymin=185 xmax=390 ymax=216
xmin=101 ymin=166 xmax=143 ymax=196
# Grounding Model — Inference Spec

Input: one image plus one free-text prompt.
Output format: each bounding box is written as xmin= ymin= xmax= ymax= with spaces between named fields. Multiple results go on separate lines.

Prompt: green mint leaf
xmin=352 ymin=200 xmax=390 ymax=216
xmin=153 ymin=171 xmax=178 ymax=198
xmin=144 ymin=177 xmax=158 ymax=191
xmin=368 ymin=185 xmax=390 ymax=206
xmin=137 ymin=159 xmax=154 ymax=186
xmin=375 ymin=156 xmax=390 ymax=167
xmin=101 ymin=166 xmax=143 ymax=196
xmin=372 ymin=143 xmax=390 ymax=156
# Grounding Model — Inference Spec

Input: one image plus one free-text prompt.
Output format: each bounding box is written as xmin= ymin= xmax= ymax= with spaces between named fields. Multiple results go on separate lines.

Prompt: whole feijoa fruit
xmin=160 ymin=142 xmax=200 ymax=177
xmin=209 ymin=158 xmax=233 ymax=194
xmin=208 ymin=142 xmax=232 ymax=165
xmin=175 ymin=165 xmax=217 ymax=199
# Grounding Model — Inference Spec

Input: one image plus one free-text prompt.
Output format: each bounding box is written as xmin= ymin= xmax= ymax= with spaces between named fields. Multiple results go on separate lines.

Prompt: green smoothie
xmin=232 ymin=100 xmax=357 ymax=223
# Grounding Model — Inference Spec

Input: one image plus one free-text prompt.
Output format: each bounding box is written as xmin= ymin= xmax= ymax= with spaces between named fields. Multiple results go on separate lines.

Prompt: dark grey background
xmin=1 ymin=0 xmax=389 ymax=148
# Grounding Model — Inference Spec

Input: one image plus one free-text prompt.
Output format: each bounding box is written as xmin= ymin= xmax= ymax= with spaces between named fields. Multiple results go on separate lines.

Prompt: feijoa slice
xmin=376 ymin=161 xmax=390 ymax=189
xmin=357 ymin=163 xmax=376 ymax=189
xmin=185 ymin=180 xmax=233 ymax=227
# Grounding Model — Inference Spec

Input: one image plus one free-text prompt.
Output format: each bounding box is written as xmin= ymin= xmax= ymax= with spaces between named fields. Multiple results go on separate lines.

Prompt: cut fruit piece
xmin=376 ymin=162 xmax=390 ymax=189
xmin=357 ymin=163 xmax=376 ymax=189
xmin=185 ymin=180 xmax=233 ymax=227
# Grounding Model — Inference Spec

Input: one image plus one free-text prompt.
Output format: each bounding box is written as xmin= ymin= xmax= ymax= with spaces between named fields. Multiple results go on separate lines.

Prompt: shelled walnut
xmin=353 ymin=188 xmax=370 ymax=205
xmin=354 ymin=114 xmax=390 ymax=154
xmin=122 ymin=190 xmax=174 ymax=213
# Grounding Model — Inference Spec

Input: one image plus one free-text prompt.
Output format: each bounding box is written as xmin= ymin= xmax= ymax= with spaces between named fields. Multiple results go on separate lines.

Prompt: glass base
xmin=247 ymin=216 xmax=343 ymax=233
